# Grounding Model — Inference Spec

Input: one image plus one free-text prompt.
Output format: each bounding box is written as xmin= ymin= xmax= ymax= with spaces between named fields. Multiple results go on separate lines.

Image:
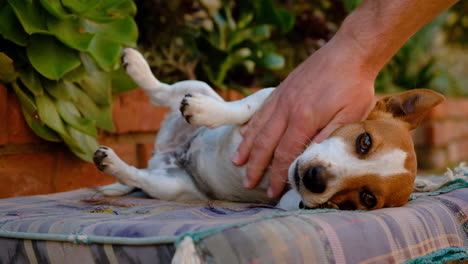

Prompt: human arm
xmin=232 ymin=0 xmax=460 ymax=198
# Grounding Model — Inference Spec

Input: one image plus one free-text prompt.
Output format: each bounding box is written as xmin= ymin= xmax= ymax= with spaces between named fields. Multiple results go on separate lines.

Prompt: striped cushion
xmin=0 ymin=186 xmax=466 ymax=263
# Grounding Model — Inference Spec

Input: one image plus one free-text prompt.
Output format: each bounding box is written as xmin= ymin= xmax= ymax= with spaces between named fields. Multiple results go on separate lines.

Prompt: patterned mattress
xmin=0 ymin=178 xmax=467 ymax=263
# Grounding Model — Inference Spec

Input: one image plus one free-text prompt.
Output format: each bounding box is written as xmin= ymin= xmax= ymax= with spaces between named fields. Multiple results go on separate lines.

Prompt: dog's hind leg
xmin=123 ymin=48 xmax=223 ymax=110
xmin=94 ymin=147 xmax=207 ymax=201
xmin=99 ymin=183 xmax=136 ymax=197
xmin=180 ymin=88 xmax=275 ymax=128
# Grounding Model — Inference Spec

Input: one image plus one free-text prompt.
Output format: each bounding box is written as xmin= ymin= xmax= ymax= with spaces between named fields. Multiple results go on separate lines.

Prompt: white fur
xmin=96 ymin=147 xmax=207 ymax=201
xmin=123 ymin=48 xmax=222 ymax=109
xmin=277 ymin=189 xmax=302 ymax=210
xmin=181 ymin=88 xmax=274 ymax=128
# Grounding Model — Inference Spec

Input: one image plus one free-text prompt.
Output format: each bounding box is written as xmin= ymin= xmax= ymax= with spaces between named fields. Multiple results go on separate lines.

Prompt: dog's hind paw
xmin=93 ymin=146 xmax=122 ymax=174
xmin=122 ymin=48 xmax=152 ymax=84
xmin=179 ymin=93 xmax=226 ymax=128
xmin=93 ymin=146 xmax=109 ymax=171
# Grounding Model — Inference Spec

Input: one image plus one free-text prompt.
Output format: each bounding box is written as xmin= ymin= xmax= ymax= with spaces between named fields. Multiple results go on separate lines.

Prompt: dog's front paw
xmin=180 ymin=93 xmax=225 ymax=128
xmin=93 ymin=146 xmax=121 ymax=174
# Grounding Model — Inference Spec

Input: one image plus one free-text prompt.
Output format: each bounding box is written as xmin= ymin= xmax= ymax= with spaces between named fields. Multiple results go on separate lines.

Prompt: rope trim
xmin=403 ymin=247 xmax=468 ymax=264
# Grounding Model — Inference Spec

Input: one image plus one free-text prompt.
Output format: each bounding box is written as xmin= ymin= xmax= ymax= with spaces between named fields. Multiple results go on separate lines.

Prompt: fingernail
xmin=267 ymin=187 xmax=274 ymax=198
xmin=243 ymin=178 xmax=250 ymax=188
xmin=239 ymin=125 xmax=247 ymax=135
xmin=231 ymin=152 xmax=240 ymax=164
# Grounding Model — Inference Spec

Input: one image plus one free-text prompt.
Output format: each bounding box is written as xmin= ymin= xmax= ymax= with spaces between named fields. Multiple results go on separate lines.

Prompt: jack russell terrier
xmin=93 ymin=48 xmax=444 ymax=211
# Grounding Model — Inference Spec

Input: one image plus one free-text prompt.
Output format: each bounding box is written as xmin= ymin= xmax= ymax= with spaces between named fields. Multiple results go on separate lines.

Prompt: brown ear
xmin=368 ymin=89 xmax=445 ymax=130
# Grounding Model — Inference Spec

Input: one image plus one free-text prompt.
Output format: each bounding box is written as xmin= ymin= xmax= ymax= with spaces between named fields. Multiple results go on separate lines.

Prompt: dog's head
xmin=289 ymin=89 xmax=444 ymax=210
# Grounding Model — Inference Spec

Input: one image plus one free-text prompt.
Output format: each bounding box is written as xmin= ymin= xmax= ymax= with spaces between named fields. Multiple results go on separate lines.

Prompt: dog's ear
xmin=368 ymin=89 xmax=445 ymax=130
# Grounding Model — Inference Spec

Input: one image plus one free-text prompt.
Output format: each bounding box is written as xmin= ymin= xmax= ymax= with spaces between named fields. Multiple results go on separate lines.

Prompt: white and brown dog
xmin=93 ymin=48 xmax=444 ymax=211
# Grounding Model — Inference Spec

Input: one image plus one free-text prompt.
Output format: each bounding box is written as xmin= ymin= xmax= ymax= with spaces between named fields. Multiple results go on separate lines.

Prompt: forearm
xmin=331 ymin=0 xmax=459 ymax=77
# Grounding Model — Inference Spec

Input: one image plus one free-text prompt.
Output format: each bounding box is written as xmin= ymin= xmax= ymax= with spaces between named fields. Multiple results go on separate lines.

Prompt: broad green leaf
xmin=19 ymin=67 xmax=44 ymax=96
xmin=35 ymin=93 xmax=67 ymax=135
xmin=47 ymin=16 xmax=94 ymax=51
xmin=61 ymin=128 xmax=88 ymax=157
xmin=45 ymin=80 xmax=75 ymax=100
xmin=22 ymin=106 xmax=62 ymax=142
xmin=95 ymin=0 xmax=126 ymax=10
xmin=39 ymin=0 xmax=71 ymax=19
xmin=258 ymin=53 xmax=284 ymax=70
xmin=0 ymin=52 xmax=19 ymax=83
xmin=78 ymin=53 xmax=112 ymax=105
xmin=8 ymin=0 xmax=49 ymax=34
xmin=11 ymin=81 xmax=37 ymax=116
xmin=111 ymin=67 xmax=137 ymax=93
xmin=14 ymin=81 xmax=61 ymax=141
xmin=27 ymin=35 xmax=81 ymax=80
xmin=0 ymin=5 xmax=28 ymax=46
xmin=83 ymin=0 xmax=136 ymax=22
xmin=71 ymin=85 xmax=115 ymax=131
xmin=61 ymin=0 xmax=101 ymax=14
xmin=108 ymin=0 xmax=137 ymax=17
xmin=56 ymin=100 xmax=97 ymax=136
xmin=65 ymin=126 xmax=99 ymax=162
xmin=83 ymin=17 xmax=138 ymax=46
xmin=87 ymin=36 xmax=122 ymax=72
xmin=63 ymin=64 xmax=87 ymax=82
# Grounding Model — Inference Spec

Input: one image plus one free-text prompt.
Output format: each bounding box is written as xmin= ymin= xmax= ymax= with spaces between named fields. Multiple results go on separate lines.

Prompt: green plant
xmin=375 ymin=11 xmax=467 ymax=97
xmin=135 ymin=0 xmax=294 ymax=91
xmin=196 ymin=0 xmax=294 ymax=91
xmin=343 ymin=0 xmax=466 ymax=97
xmin=0 ymin=0 xmax=138 ymax=161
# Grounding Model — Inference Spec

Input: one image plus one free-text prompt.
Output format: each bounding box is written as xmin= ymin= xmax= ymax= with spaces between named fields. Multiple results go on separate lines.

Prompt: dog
xmin=93 ymin=48 xmax=444 ymax=211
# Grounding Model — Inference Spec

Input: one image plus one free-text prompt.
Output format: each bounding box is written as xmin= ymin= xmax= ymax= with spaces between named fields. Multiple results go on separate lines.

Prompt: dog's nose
xmin=303 ymin=166 xmax=327 ymax=193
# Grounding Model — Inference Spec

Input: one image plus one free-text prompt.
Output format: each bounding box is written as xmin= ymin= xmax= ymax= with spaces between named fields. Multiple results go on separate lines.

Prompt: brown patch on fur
xmin=369 ymin=89 xmax=445 ymax=130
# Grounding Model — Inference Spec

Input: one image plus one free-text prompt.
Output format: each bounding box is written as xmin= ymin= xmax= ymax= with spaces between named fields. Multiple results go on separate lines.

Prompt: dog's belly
xmin=176 ymin=125 xmax=274 ymax=203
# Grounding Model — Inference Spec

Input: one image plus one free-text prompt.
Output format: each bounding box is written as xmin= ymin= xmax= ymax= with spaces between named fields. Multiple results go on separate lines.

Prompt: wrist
xmin=316 ymin=28 xmax=382 ymax=82
xmin=328 ymin=18 xmax=391 ymax=79
xmin=329 ymin=0 xmax=459 ymax=79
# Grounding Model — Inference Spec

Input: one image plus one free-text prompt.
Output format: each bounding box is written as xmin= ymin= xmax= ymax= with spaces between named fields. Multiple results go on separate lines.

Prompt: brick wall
xmin=0 ymin=84 xmax=168 ymax=198
xmin=1 ymin=83 xmax=467 ymax=198
xmin=413 ymin=99 xmax=468 ymax=170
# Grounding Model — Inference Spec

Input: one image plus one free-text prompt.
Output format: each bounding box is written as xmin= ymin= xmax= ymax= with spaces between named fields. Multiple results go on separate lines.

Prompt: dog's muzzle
xmin=296 ymin=165 xmax=327 ymax=193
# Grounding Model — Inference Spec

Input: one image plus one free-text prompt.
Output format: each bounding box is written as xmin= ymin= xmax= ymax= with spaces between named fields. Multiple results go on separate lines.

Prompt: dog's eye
xmin=360 ymin=191 xmax=377 ymax=208
xmin=356 ymin=132 xmax=372 ymax=155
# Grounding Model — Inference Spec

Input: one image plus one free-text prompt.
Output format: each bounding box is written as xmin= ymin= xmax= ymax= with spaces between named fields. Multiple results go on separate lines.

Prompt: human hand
xmin=231 ymin=37 xmax=376 ymax=198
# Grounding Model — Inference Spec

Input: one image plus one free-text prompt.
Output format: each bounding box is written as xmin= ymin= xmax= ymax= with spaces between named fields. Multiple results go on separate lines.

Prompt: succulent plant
xmin=0 ymin=0 xmax=138 ymax=162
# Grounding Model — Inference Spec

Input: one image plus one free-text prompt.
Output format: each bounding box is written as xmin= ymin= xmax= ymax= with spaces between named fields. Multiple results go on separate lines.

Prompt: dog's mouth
xmin=299 ymin=201 xmax=339 ymax=210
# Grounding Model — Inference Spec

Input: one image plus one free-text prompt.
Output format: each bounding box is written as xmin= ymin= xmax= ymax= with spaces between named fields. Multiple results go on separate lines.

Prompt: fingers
xmin=313 ymin=122 xmax=343 ymax=143
xmin=243 ymin=114 xmax=288 ymax=189
xmin=267 ymin=125 xmax=312 ymax=198
xmin=232 ymin=95 xmax=278 ymax=166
